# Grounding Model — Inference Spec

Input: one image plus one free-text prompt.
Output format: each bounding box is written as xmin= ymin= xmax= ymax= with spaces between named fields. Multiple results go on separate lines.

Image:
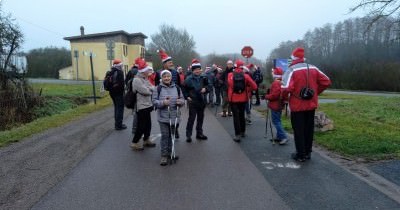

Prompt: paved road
xmin=31 ymin=105 xmax=400 ymax=210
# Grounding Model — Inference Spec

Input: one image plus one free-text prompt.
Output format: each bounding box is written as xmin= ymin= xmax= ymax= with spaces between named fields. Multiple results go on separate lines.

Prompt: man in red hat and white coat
xmin=281 ymin=47 xmax=331 ymax=162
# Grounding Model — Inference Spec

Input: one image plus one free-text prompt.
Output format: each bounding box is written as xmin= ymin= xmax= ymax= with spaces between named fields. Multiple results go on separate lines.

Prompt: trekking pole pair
xmin=264 ymin=100 xmax=275 ymax=144
xmin=168 ymin=105 xmax=179 ymax=164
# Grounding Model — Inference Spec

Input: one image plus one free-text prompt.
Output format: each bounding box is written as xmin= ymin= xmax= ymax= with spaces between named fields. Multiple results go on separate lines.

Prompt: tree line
xmin=267 ymin=16 xmax=400 ymax=92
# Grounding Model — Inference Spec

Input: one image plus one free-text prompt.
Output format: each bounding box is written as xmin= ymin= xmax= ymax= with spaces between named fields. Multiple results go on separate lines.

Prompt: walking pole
xmin=264 ymin=100 xmax=270 ymax=138
xmin=268 ymin=108 xmax=275 ymax=144
xmin=167 ymin=105 xmax=173 ymax=165
xmin=171 ymin=106 xmax=179 ymax=163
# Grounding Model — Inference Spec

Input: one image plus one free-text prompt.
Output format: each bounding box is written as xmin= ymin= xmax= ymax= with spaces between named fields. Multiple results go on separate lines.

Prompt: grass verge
xmin=0 ymin=83 xmax=112 ymax=147
xmin=255 ymin=93 xmax=400 ymax=160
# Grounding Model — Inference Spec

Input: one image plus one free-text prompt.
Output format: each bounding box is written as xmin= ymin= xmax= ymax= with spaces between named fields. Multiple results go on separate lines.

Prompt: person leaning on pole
xmin=281 ymin=47 xmax=331 ymax=162
xmin=265 ymin=67 xmax=288 ymax=145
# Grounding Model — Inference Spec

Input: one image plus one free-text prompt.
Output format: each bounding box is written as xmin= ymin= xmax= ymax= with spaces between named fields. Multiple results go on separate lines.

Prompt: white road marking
xmin=261 ymin=161 xmax=301 ymax=170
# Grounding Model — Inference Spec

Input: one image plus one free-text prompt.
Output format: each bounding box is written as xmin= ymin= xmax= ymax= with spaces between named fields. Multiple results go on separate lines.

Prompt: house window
xmin=123 ymin=45 xmax=128 ymax=57
xmin=140 ymin=47 xmax=145 ymax=58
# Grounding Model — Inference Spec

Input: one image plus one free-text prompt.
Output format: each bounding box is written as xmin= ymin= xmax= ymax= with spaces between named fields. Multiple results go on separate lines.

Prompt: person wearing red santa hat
xmin=281 ymin=47 xmax=331 ymax=161
xmin=265 ymin=67 xmax=288 ymax=145
xmin=130 ymin=58 xmax=157 ymax=151
xmin=108 ymin=59 xmax=127 ymax=130
xmin=154 ymin=49 xmax=181 ymax=87
xmin=221 ymin=60 xmax=234 ymax=117
xmin=182 ymin=58 xmax=209 ymax=142
xmin=227 ymin=59 xmax=258 ymax=142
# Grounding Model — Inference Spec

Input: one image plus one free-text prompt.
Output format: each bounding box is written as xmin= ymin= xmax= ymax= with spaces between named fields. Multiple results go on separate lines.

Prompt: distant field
xmin=255 ymin=93 xmax=400 ymax=160
xmin=0 ymin=83 xmax=112 ymax=147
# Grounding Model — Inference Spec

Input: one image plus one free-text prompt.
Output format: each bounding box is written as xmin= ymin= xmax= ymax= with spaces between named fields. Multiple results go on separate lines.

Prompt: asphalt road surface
xmin=30 ymin=105 xmax=400 ymax=210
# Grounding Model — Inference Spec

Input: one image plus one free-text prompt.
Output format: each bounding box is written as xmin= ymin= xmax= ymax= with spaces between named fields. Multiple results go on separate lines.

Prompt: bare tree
xmin=0 ymin=3 xmax=24 ymax=89
xmin=351 ymin=0 xmax=400 ymax=26
xmin=148 ymin=24 xmax=198 ymax=70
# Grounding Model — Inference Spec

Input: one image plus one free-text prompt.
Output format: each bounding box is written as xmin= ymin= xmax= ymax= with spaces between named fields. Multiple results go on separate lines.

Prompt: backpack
xmin=253 ymin=70 xmax=263 ymax=84
xmin=103 ymin=69 xmax=117 ymax=91
xmin=233 ymin=72 xmax=246 ymax=94
xmin=124 ymin=78 xmax=137 ymax=109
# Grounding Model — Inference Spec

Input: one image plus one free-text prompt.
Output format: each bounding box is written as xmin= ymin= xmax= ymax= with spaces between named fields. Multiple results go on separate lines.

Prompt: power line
xmin=13 ymin=15 xmax=65 ymax=38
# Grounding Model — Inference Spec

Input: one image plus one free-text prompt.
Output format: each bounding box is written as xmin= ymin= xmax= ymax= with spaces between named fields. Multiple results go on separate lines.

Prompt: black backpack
xmin=124 ymin=78 xmax=137 ymax=109
xmin=103 ymin=69 xmax=117 ymax=91
xmin=233 ymin=72 xmax=246 ymax=93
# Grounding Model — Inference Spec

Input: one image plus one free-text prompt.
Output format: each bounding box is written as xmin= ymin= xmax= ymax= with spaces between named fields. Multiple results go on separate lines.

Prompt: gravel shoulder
xmin=0 ymin=107 xmax=117 ymax=210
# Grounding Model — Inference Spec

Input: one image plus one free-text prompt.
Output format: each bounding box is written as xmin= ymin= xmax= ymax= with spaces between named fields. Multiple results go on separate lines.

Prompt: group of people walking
xmin=106 ymin=47 xmax=331 ymax=165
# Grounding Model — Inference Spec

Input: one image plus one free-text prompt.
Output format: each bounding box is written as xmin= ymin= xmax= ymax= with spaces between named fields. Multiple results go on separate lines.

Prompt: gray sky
xmin=3 ymin=0 xmax=365 ymax=59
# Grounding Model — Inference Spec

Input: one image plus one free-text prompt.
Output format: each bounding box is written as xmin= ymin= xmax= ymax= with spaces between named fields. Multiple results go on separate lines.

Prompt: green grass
xmin=32 ymin=83 xmax=105 ymax=97
xmin=256 ymin=93 xmax=400 ymax=160
xmin=0 ymin=83 xmax=112 ymax=147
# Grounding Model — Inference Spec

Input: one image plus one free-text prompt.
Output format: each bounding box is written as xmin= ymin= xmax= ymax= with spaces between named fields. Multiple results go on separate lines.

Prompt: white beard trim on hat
xmin=160 ymin=70 xmax=172 ymax=77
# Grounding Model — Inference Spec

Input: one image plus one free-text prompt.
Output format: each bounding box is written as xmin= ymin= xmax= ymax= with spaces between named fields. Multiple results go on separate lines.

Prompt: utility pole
xmin=84 ymin=51 xmax=97 ymax=104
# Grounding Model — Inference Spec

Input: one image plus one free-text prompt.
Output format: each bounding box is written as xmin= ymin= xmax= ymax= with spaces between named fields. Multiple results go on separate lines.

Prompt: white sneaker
xmin=279 ymin=139 xmax=288 ymax=145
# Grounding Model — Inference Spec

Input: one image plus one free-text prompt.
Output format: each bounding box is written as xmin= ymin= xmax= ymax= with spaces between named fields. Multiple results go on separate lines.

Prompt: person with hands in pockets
xmin=130 ymin=58 xmax=157 ymax=151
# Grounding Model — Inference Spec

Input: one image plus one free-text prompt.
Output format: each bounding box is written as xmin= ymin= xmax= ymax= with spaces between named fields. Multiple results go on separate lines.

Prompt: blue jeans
xmin=271 ymin=110 xmax=287 ymax=140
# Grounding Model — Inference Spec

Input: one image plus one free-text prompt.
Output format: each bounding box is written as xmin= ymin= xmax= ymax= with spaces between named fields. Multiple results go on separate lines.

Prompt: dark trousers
xmin=132 ymin=107 xmax=153 ymax=143
xmin=186 ymin=103 xmax=205 ymax=137
xmin=230 ymin=102 xmax=246 ymax=135
xmin=290 ymin=110 xmax=315 ymax=157
xmin=110 ymin=93 xmax=124 ymax=128
xmin=215 ymin=87 xmax=222 ymax=105
xmin=254 ymin=85 xmax=260 ymax=104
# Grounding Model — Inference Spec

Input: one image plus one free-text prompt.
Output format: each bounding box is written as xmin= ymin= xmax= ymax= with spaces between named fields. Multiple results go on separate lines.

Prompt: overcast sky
xmin=3 ymin=0 xmax=366 ymax=59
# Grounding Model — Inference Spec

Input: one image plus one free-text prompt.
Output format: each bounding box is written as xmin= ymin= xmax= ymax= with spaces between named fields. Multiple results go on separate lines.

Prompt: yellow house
xmin=64 ymin=26 xmax=147 ymax=80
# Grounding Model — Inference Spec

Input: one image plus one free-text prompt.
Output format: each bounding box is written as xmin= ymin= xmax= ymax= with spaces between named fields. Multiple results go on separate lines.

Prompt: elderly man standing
xmin=282 ymin=47 xmax=331 ymax=162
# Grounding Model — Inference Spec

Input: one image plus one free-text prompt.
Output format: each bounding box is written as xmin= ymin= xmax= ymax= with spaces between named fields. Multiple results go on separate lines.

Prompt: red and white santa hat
xmin=191 ymin=58 xmax=201 ymax=70
xmin=272 ymin=67 xmax=284 ymax=78
xmin=235 ymin=59 xmax=244 ymax=68
xmin=160 ymin=69 xmax=172 ymax=77
xmin=135 ymin=57 xmax=152 ymax=73
xmin=291 ymin=47 xmax=305 ymax=61
xmin=157 ymin=49 xmax=172 ymax=63
xmin=112 ymin=59 xmax=123 ymax=67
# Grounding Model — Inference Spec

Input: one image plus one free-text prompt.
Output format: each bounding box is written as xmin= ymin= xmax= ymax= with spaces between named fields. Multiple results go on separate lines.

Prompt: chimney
xmin=80 ymin=26 xmax=85 ymax=36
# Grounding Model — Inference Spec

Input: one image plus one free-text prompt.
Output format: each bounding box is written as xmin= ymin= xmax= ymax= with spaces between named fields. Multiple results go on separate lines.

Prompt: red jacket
xmin=266 ymin=79 xmax=285 ymax=111
xmin=148 ymin=72 xmax=156 ymax=86
xmin=227 ymin=68 xmax=258 ymax=103
xmin=179 ymin=73 xmax=185 ymax=86
xmin=282 ymin=61 xmax=331 ymax=112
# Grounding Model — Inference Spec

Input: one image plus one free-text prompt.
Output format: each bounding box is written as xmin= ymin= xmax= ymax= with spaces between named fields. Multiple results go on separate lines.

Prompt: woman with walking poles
xmin=152 ymin=70 xmax=184 ymax=166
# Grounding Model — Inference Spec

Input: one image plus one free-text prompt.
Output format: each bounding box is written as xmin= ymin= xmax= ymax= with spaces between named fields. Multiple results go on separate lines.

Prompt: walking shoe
xmin=246 ymin=119 xmax=252 ymax=125
xmin=160 ymin=156 xmax=168 ymax=166
xmin=196 ymin=134 xmax=208 ymax=140
xmin=279 ymin=139 xmax=288 ymax=145
xmin=228 ymin=112 xmax=233 ymax=117
xmin=130 ymin=143 xmax=144 ymax=151
xmin=186 ymin=137 xmax=192 ymax=143
xmin=168 ymin=154 xmax=179 ymax=160
xmin=222 ymin=112 xmax=227 ymax=117
xmin=240 ymin=132 xmax=246 ymax=138
xmin=291 ymin=153 xmax=306 ymax=162
xmin=143 ymin=139 xmax=156 ymax=147
xmin=305 ymin=153 xmax=311 ymax=160
xmin=115 ymin=124 xmax=127 ymax=130
xmin=233 ymin=135 xmax=241 ymax=142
